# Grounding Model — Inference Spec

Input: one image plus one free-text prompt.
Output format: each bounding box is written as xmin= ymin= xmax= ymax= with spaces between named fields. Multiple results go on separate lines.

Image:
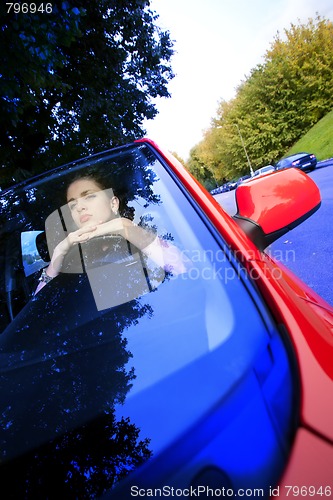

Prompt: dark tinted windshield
xmin=0 ymin=143 xmax=295 ymax=497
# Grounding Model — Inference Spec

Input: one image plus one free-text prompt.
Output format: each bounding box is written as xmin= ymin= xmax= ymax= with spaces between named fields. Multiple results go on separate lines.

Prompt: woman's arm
xmin=34 ymin=224 xmax=98 ymax=294
xmin=91 ymin=217 xmax=156 ymax=250
xmin=91 ymin=217 xmax=188 ymax=274
xmin=35 ymin=217 xmax=188 ymax=295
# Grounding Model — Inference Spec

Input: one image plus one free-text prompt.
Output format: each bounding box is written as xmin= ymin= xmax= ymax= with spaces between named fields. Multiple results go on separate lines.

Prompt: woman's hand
xmin=34 ymin=224 xmax=99 ymax=294
xmin=45 ymin=219 xmax=132 ymax=278
xmin=44 ymin=224 xmax=98 ymax=278
xmin=89 ymin=218 xmax=187 ymax=274
xmin=35 ymin=217 xmax=176 ymax=296
xmin=85 ymin=217 xmax=155 ymax=250
xmin=61 ymin=224 xmax=98 ymax=252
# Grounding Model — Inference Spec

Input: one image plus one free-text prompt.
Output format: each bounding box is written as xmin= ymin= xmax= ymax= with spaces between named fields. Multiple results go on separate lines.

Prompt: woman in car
xmin=35 ymin=170 xmax=187 ymax=294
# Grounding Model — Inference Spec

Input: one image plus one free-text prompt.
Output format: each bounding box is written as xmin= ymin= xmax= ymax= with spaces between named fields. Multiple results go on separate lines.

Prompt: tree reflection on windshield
xmin=0 ymin=272 xmax=155 ymax=497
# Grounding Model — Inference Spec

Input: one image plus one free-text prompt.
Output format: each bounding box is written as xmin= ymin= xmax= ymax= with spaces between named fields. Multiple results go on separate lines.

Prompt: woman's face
xmin=66 ymin=178 xmax=119 ymax=228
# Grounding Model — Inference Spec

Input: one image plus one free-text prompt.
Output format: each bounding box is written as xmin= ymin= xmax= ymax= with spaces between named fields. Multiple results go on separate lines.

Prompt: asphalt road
xmin=214 ymin=160 xmax=333 ymax=306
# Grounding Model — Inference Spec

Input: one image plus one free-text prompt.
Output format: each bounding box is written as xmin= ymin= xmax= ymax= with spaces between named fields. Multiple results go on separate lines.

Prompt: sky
xmin=144 ymin=0 xmax=333 ymax=160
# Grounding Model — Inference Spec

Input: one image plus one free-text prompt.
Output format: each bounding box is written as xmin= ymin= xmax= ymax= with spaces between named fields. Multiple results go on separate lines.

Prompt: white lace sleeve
xmin=142 ymin=237 xmax=189 ymax=275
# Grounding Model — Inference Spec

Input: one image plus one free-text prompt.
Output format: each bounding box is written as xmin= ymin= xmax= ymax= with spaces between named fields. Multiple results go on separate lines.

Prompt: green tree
xmin=233 ymin=15 xmax=333 ymax=165
xmin=187 ymin=145 xmax=218 ymax=191
xmin=0 ymin=0 xmax=174 ymax=188
xmin=190 ymin=15 xmax=333 ymax=181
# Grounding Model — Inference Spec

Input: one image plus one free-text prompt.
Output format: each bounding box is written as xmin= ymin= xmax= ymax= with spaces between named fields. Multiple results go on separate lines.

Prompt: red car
xmin=0 ymin=138 xmax=332 ymax=498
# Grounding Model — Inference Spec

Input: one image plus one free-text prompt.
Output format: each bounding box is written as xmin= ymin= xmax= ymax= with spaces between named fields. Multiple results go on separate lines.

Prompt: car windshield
xmin=277 ymin=154 xmax=306 ymax=167
xmin=0 ymin=143 xmax=294 ymax=496
xmin=276 ymin=158 xmax=289 ymax=168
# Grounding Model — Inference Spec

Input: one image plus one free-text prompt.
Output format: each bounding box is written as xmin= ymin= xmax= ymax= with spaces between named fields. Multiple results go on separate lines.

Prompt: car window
xmin=276 ymin=158 xmax=288 ymax=168
xmin=0 ymin=143 xmax=296 ymax=496
xmin=21 ymin=231 xmax=49 ymax=276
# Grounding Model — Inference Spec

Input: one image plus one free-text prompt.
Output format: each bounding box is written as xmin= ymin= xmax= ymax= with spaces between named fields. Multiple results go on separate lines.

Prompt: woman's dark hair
xmin=65 ymin=167 xmax=113 ymax=195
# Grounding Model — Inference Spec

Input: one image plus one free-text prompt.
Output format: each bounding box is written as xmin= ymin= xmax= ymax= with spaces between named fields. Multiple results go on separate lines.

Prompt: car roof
xmin=282 ymin=152 xmax=309 ymax=161
xmin=254 ymin=165 xmax=274 ymax=174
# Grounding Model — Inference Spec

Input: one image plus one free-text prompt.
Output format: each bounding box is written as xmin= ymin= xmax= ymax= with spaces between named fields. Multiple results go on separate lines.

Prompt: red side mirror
xmin=233 ymin=168 xmax=321 ymax=250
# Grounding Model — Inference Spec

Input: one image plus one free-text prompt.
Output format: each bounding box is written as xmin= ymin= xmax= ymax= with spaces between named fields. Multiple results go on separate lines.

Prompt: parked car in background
xmin=237 ymin=165 xmax=275 ymax=186
xmin=253 ymin=165 xmax=276 ymax=177
xmin=0 ymin=139 xmax=332 ymax=498
xmin=210 ymin=183 xmax=229 ymax=195
xmin=236 ymin=174 xmax=251 ymax=186
xmin=225 ymin=179 xmax=238 ymax=191
xmin=275 ymin=152 xmax=317 ymax=172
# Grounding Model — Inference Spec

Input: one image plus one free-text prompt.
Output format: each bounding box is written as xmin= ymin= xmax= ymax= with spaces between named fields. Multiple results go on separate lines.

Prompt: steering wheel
xmin=61 ymin=235 xmax=136 ymax=274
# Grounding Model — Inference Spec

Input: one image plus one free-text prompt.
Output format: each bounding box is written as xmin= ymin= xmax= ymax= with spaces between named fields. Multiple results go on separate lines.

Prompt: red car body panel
xmin=278 ymin=428 xmax=333 ymax=497
xmin=137 ymin=139 xmax=333 ymax=456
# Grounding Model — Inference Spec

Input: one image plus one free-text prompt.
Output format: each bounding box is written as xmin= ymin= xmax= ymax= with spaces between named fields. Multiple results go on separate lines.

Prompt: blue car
xmin=275 ymin=152 xmax=317 ymax=172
